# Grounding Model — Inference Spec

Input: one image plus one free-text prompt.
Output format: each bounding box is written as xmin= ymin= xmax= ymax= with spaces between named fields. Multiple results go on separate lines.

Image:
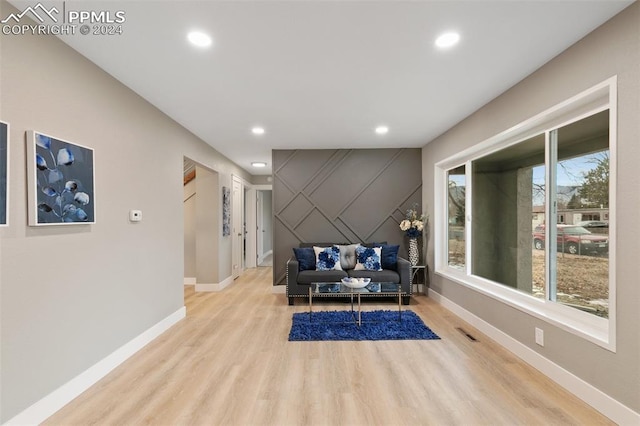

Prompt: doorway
xmin=184 ymin=157 xmax=230 ymax=291
xmin=257 ymin=189 xmax=273 ymax=266
xmin=183 ymin=158 xmax=197 ymax=284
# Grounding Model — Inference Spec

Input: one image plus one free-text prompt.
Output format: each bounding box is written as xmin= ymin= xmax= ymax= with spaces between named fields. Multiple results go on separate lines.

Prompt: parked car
xmin=532 ymin=224 xmax=608 ymax=255
xmin=576 ymin=220 xmax=608 ymax=229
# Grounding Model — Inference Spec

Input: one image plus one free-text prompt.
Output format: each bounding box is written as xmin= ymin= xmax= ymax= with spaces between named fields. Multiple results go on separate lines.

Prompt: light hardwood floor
xmin=44 ymin=266 xmax=613 ymax=425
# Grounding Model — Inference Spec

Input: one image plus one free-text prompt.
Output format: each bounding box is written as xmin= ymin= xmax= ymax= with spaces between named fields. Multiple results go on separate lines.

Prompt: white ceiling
xmin=32 ymin=1 xmax=634 ymax=175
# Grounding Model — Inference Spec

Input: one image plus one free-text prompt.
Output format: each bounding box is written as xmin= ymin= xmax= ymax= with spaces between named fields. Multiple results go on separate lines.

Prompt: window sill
xmin=435 ymin=266 xmax=615 ymax=352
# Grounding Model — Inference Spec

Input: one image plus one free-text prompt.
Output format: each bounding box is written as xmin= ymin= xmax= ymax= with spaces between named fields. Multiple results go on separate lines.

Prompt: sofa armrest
xmin=286 ymin=257 xmax=301 ymax=305
xmin=397 ymin=256 xmax=411 ymax=291
xmin=287 ymin=257 xmax=299 ymax=290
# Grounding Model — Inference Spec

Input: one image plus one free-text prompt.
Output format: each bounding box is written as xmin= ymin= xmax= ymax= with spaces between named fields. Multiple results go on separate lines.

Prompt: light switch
xmin=129 ymin=210 xmax=142 ymax=222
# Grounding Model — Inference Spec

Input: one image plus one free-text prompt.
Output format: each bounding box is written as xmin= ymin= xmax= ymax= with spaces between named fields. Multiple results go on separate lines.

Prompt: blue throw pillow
xmin=354 ymin=246 xmax=382 ymax=271
xmin=314 ymin=246 xmax=342 ymax=271
xmin=293 ymin=247 xmax=316 ymax=271
xmin=380 ymin=244 xmax=399 ymax=271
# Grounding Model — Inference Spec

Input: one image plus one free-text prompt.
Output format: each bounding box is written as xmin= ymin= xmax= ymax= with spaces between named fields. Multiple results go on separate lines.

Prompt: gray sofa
xmin=286 ymin=242 xmax=412 ymax=305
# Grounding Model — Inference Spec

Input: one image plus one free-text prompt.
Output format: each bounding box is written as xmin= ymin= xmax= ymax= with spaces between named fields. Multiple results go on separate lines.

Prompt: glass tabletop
xmin=310 ymin=282 xmax=401 ymax=294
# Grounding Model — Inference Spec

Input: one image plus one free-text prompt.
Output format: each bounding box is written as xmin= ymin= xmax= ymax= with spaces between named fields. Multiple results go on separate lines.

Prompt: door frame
xmin=245 ymin=187 xmax=257 ymax=268
xmin=234 ymin=181 xmax=272 ymax=273
xmin=231 ymin=176 xmax=243 ymax=279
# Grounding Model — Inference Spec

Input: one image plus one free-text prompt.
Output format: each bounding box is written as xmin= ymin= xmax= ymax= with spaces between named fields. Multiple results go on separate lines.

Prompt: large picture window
xmin=435 ymin=78 xmax=616 ymax=350
xmin=447 ymin=165 xmax=466 ymax=270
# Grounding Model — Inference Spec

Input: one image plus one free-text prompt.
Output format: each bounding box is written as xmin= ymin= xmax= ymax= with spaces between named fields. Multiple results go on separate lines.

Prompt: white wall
xmin=194 ymin=165 xmax=220 ymax=284
xmin=422 ymin=3 xmax=639 ymax=414
xmin=0 ymin=1 xmax=252 ymax=420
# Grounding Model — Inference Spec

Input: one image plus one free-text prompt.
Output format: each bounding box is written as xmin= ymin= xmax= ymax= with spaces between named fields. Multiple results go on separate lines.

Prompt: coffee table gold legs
xmin=349 ymin=292 xmax=363 ymax=326
xmin=307 ymin=283 xmax=404 ymax=326
xmin=308 ymin=286 xmax=312 ymax=320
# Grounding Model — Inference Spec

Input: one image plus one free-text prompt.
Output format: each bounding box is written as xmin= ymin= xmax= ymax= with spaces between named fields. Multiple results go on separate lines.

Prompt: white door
xmin=232 ymin=177 xmax=243 ymax=279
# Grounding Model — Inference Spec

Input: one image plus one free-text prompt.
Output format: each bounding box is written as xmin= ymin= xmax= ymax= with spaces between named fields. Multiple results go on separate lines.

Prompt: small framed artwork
xmin=0 ymin=121 xmax=8 ymax=226
xmin=222 ymin=186 xmax=230 ymax=236
xmin=26 ymin=131 xmax=95 ymax=226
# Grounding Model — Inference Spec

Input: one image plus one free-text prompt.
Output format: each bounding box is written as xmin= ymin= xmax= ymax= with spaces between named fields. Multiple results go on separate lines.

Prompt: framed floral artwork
xmin=26 ymin=131 xmax=95 ymax=225
xmin=0 ymin=121 xmax=8 ymax=226
xmin=222 ymin=186 xmax=230 ymax=236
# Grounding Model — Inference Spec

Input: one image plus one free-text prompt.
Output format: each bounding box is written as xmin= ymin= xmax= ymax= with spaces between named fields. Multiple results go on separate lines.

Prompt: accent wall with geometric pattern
xmin=273 ymin=148 xmax=422 ymax=285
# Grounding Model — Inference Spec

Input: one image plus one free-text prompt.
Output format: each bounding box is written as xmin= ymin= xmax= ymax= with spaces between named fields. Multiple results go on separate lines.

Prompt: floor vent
xmin=456 ymin=327 xmax=478 ymax=342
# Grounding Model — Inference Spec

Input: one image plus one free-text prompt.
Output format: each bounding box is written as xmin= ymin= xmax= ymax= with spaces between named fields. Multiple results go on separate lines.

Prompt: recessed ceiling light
xmin=435 ymin=32 xmax=460 ymax=49
xmin=375 ymin=126 xmax=389 ymax=135
xmin=251 ymin=162 xmax=267 ymax=168
xmin=251 ymin=127 xmax=265 ymax=135
xmin=187 ymin=31 xmax=212 ymax=48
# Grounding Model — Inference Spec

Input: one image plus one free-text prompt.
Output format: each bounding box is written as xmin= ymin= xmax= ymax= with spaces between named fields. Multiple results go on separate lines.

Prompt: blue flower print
xmin=315 ymin=246 xmax=340 ymax=271
xmin=355 ymin=247 xmax=382 ymax=271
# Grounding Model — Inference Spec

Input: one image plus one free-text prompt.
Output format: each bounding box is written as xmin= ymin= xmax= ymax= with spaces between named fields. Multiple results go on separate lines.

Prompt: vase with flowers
xmin=399 ymin=204 xmax=428 ymax=266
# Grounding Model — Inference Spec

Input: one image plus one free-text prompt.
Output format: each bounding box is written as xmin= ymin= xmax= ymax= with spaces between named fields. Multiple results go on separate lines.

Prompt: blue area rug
xmin=288 ymin=309 xmax=441 ymax=341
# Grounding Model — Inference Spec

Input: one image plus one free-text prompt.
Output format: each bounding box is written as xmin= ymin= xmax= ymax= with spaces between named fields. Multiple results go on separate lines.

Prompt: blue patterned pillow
xmin=354 ymin=246 xmax=382 ymax=271
xmin=313 ymin=246 xmax=342 ymax=271
xmin=293 ymin=247 xmax=316 ymax=271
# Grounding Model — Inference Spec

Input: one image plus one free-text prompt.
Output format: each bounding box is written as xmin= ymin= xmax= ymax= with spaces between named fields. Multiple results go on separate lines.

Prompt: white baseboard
xmin=257 ymin=249 xmax=273 ymax=265
xmin=3 ymin=307 xmax=186 ymax=426
xmin=272 ymin=285 xmax=286 ymax=294
xmin=183 ymin=277 xmax=196 ymax=285
xmin=428 ymin=289 xmax=639 ymax=425
xmin=195 ymin=275 xmax=233 ymax=292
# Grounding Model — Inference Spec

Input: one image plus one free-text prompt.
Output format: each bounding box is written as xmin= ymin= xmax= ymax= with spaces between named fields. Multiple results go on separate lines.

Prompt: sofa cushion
xmin=293 ymin=247 xmax=316 ymax=271
xmin=337 ymin=243 xmax=360 ymax=270
xmin=354 ymin=246 xmax=382 ymax=271
xmin=314 ymin=246 xmax=342 ymax=271
xmin=348 ymin=269 xmax=400 ymax=283
xmin=297 ymin=269 xmax=348 ymax=284
xmin=380 ymin=244 xmax=400 ymax=271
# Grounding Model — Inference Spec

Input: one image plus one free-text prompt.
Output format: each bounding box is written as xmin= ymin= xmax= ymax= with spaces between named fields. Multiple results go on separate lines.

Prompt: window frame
xmin=434 ymin=77 xmax=617 ymax=351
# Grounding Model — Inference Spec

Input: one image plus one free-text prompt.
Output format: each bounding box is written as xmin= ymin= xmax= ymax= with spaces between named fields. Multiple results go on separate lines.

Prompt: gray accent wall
xmin=0 ymin=1 xmax=252 ymax=421
xmin=273 ymin=148 xmax=422 ymax=285
xmin=422 ymin=3 xmax=639 ymax=413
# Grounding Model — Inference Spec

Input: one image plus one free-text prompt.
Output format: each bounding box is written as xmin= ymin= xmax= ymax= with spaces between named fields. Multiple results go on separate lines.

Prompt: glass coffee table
xmin=308 ymin=282 xmax=404 ymax=326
